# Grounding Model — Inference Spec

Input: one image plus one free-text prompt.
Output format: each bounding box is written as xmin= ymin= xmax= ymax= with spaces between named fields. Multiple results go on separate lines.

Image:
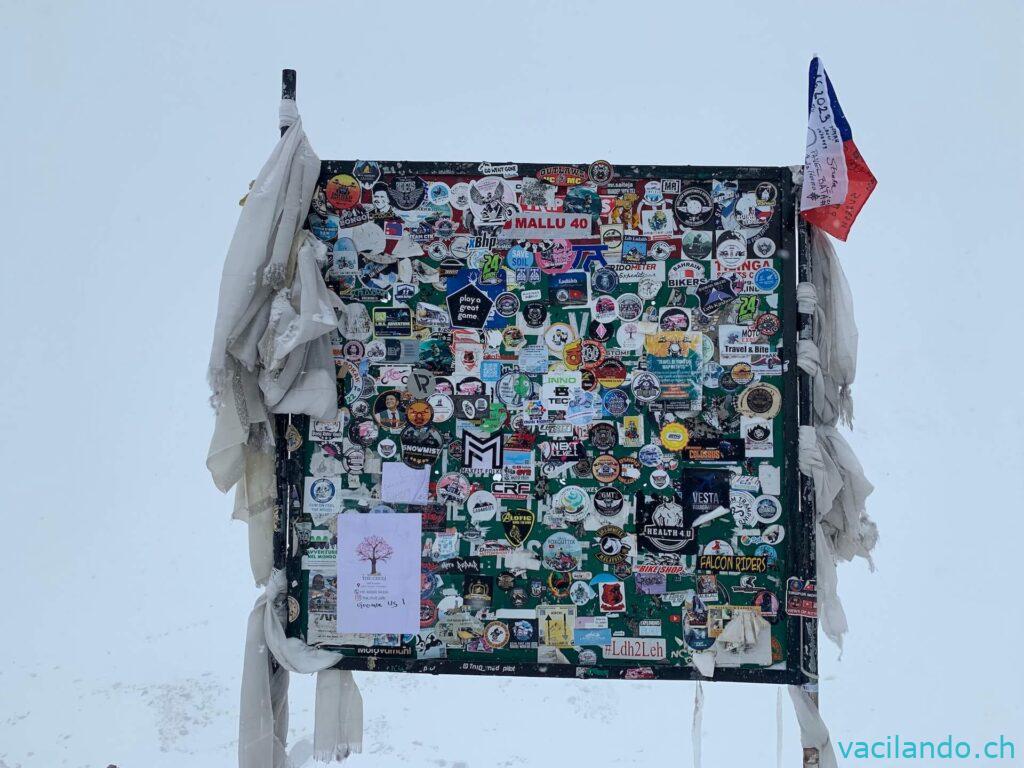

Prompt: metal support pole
xmin=272 ymin=69 xmax=298 ymax=574
xmin=280 ymin=68 xmax=296 ymax=138
xmin=794 ymin=171 xmax=821 ymax=768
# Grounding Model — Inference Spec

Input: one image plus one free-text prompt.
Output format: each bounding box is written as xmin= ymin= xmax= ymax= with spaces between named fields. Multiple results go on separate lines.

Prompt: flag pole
xmin=796 ymin=173 xmax=821 ymax=768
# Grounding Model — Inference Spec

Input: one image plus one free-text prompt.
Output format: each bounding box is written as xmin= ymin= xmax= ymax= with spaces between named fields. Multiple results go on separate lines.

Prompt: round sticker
xmin=731 ymin=362 xmax=754 ymax=385
xmin=631 ymin=371 xmax=662 ymax=402
xmin=543 ymin=532 xmax=583 ymax=572
xmin=342 ymin=340 xmax=365 ymax=362
xmin=638 ymin=443 xmax=663 ymax=467
xmin=591 ymin=454 xmax=621 ymax=484
xmin=349 ymin=419 xmax=379 ymax=447
xmin=616 ymin=322 xmax=645 ymax=350
xmin=737 ymin=382 xmax=782 ymax=418
xmin=674 ymin=187 xmax=714 ymax=228
xmin=593 ymin=267 xmax=620 ymax=294
xmin=593 ymin=487 xmax=624 ymax=517
xmin=374 ymin=390 xmax=406 ymax=432
xmin=730 ymin=491 xmax=758 ymax=527
xmin=570 ymin=580 xmax=595 ymax=606
xmin=754 ymin=495 xmax=782 ymax=524
xmin=588 ymin=160 xmax=614 ymax=185
xmin=552 ymin=485 xmax=591 ymax=522
xmin=649 ymin=469 xmax=670 ymax=489
xmin=761 ymin=524 xmax=785 ymax=545
xmin=523 ymin=301 xmax=547 ymax=328
xmin=659 ymin=422 xmax=689 ymax=451
xmin=596 ymin=525 xmax=630 ymax=564
xmin=405 ymin=399 xmax=434 ymax=428
xmin=449 ymin=182 xmax=471 ymax=211
xmin=659 ymin=307 xmax=690 ymax=332
xmin=754 ymin=267 xmax=780 ymax=293
xmin=595 ymin=359 xmax=627 ymax=388
xmin=495 ymin=292 xmax=520 ymax=318
xmin=588 ymin=319 xmax=614 ymax=343
xmin=703 ymin=539 xmax=734 ymax=556
xmin=484 ymin=620 xmax=510 ymax=648
xmin=602 ymin=388 xmax=629 ymax=417
xmin=467 ymin=490 xmax=500 ymax=521
xmin=377 ymin=438 xmax=397 ymax=459
xmin=545 ymin=323 xmax=576 ymax=353
xmin=496 ymin=372 xmax=533 ymax=407
xmin=589 ymin=422 xmax=618 ymax=451
xmin=580 ymin=340 xmax=606 ymax=369
xmin=593 ymin=294 xmax=618 ymax=323
xmin=715 ymin=231 xmax=747 ymax=268
xmin=681 ymin=231 xmax=713 ymax=259
xmin=503 ymin=325 xmax=526 ymax=350
xmin=754 ymin=312 xmax=781 ymax=337
xmin=400 ymin=426 xmax=444 ymax=468
xmin=752 ymin=236 xmax=777 ymax=258
xmin=427 ymin=393 xmax=454 ymax=422
xmin=617 ymin=456 xmax=642 ymax=483
xmin=310 ymin=477 xmax=336 ymax=504
xmin=616 ymin=293 xmax=643 ymax=321
xmin=437 ymin=472 xmax=471 ymax=504
xmin=428 ymin=181 xmax=451 ymax=206
xmin=755 ymin=543 xmax=778 ymax=567
xmin=325 ymin=174 xmax=361 ymax=210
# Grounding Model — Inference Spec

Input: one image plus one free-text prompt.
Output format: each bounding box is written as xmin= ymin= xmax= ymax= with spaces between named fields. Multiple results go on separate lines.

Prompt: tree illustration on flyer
xmin=337 ymin=513 xmax=421 ymax=634
xmin=355 ymin=534 xmax=394 ymax=575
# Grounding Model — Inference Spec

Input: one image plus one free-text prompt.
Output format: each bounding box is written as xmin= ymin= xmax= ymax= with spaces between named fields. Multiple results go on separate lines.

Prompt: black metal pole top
xmin=281 ymin=69 xmax=296 ymax=101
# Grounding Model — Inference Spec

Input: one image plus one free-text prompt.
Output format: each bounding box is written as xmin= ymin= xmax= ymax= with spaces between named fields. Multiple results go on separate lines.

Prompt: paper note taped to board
xmin=337 ymin=513 xmax=422 ymax=634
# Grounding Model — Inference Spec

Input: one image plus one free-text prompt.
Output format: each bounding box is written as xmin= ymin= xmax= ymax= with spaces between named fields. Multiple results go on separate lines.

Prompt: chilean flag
xmin=800 ymin=57 xmax=876 ymax=241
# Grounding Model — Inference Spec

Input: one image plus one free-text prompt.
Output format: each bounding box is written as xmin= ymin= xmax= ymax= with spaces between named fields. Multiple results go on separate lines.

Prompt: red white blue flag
xmin=800 ymin=56 xmax=876 ymax=241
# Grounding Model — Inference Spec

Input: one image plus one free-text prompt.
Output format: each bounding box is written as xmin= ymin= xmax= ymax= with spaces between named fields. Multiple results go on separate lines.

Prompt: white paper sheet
xmin=380 ymin=462 xmax=432 ymax=503
xmin=337 ymin=513 xmax=421 ymax=634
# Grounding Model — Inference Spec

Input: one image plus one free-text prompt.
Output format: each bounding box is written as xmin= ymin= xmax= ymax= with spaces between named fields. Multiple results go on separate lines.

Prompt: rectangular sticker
xmin=337 ymin=512 xmax=422 ymax=634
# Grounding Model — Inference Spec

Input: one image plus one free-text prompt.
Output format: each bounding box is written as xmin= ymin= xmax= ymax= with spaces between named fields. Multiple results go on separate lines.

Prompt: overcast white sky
xmin=1 ymin=1 xmax=1022 ymax=766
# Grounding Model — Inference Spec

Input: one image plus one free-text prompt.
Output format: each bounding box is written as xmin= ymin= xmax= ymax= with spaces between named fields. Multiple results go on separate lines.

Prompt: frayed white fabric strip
xmin=315 ymin=669 xmax=364 ymax=762
xmin=798 ymin=424 xmax=850 ymax=649
xmin=808 ymin=227 xmax=858 ymax=428
xmin=208 ymin=102 xmax=321 ymax=496
xmin=788 ymin=685 xmax=838 ymax=768
xmin=240 ymin=571 xmax=363 ymax=767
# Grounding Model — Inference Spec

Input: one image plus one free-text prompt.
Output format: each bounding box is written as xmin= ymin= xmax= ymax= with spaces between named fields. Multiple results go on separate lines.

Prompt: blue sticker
xmin=574 ymin=627 xmax=613 ymax=646
xmin=753 ymin=267 xmax=780 ymax=292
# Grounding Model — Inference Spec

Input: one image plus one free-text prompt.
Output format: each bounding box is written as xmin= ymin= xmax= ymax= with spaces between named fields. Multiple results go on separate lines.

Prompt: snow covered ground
xmin=2 ymin=1 xmax=1022 ymax=766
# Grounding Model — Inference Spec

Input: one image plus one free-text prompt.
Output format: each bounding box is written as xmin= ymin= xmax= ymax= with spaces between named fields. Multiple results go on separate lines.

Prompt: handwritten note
xmin=337 ymin=512 xmax=421 ymax=634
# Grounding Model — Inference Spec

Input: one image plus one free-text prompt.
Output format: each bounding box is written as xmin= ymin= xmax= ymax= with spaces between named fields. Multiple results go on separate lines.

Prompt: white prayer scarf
xmin=207 ymin=103 xmax=321 ymax=497
xmin=240 ymin=570 xmax=363 ymax=767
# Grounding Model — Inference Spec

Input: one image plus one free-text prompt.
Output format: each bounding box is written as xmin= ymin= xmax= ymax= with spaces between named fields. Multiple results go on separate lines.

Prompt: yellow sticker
xmin=659 ymin=422 xmax=689 ymax=451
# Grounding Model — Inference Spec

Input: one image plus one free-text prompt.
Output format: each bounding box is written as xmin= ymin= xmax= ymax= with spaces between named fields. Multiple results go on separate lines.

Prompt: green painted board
xmin=278 ymin=160 xmax=812 ymax=685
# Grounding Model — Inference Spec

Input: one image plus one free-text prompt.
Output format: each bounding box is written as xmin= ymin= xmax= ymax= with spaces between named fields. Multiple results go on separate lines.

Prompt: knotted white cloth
xmin=788 ymin=685 xmax=838 ymax=768
xmin=807 ymin=227 xmax=858 ymax=428
xmin=207 ymin=103 xmax=321 ymax=496
xmin=240 ymin=570 xmax=363 ymax=767
xmin=208 ymin=102 xmax=341 ymax=587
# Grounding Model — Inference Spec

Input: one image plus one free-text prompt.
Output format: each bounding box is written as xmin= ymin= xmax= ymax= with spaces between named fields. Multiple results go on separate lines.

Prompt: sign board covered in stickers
xmin=275 ymin=158 xmax=813 ymax=684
